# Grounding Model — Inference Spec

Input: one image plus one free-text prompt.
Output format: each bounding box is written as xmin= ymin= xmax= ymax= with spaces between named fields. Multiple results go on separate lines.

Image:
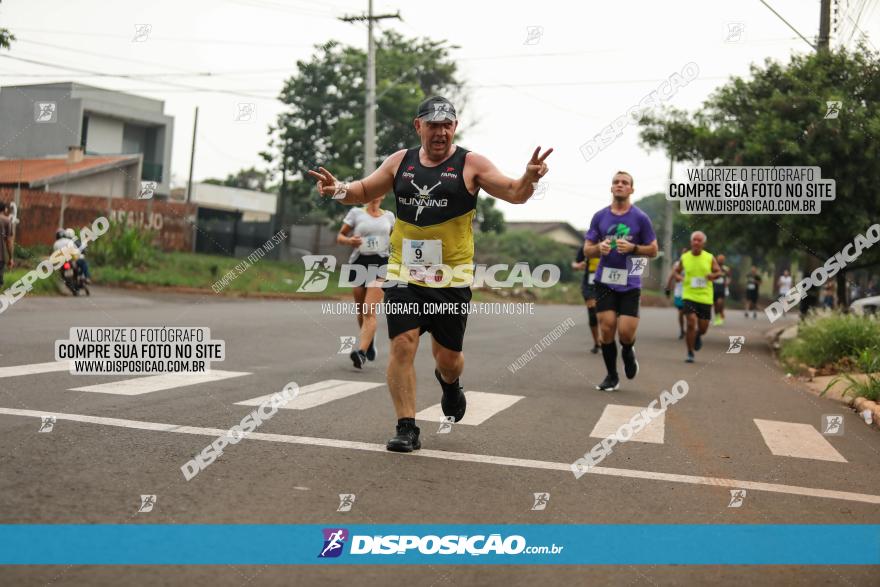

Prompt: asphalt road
xmin=1 ymin=287 xmax=878 ymax=585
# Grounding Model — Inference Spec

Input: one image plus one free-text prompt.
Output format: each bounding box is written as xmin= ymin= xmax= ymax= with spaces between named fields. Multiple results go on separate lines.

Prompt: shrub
xmin=780 ymin=313 xmax=880 ymax=370
xmin=822 ymin=347 xmax=880 ymax=400
xmin=87 ymin=220 xmax=159 ymax=269
xmin=474 ymin=231 xmax=575 ymax=282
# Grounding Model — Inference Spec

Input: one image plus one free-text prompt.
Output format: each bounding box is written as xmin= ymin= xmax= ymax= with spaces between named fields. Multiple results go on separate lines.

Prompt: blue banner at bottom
xmin=1 ymin=525 xmax=878 ymax=565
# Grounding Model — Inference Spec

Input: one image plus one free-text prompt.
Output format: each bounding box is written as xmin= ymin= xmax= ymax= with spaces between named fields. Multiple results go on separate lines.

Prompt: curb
xmin=765 ymin=322 xmax=879 ymax=431
xmin=850 ymin=396 xmax=880 ymax=429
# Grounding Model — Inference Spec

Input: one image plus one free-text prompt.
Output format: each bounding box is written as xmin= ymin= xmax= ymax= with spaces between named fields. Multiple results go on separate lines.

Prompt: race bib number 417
xmin=601 ymin=267 xmax=628 ymax=286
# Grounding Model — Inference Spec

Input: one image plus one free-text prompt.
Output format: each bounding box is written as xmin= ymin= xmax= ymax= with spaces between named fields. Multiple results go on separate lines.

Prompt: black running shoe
xmin=595 ymin=374 xmax=620 ymax=391
xmin=366 ymin=339 xmax=376 ymax=361
xmin=694 ymin=333 xmax=703 ymax=351
xmin=435 ymin=369 xmax=467 ymax=422
xmin=386 ymin=422 xmax=421 ymax=452
xmin=350 ymin=349 xmax=366 ymax=369
xmin=590 ymin=345 xmax=600 ymax=354
xmin=621 ymin=346 xmax=639 ymax=380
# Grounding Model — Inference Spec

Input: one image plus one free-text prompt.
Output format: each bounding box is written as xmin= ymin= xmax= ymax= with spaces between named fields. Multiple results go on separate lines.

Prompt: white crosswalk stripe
xmin=0 ymin=361 xmax=70 ymax=378
xmin=416 ymin=391 xmax=524 ymax=426
xmin=0 ymin=362 xmax=860 ymax=467
xmin=590 ymin=404 xmax=666 ymax=444
xmin=235 ymin=379 xmax=384 ymax=410
xmin=754 ymin=419 xmax=847 ymax=462
xmin=69 ymin=370 xmax=251 ymax=396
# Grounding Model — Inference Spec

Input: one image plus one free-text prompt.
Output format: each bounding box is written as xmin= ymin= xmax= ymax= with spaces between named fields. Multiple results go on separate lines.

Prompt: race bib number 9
xmin=690 ymin=277 xmax=708 ymax=288
xmin=601 ymin=267 xmax=628 ymax=286
xmin=402 ymin=239 xmax=442 ymax=266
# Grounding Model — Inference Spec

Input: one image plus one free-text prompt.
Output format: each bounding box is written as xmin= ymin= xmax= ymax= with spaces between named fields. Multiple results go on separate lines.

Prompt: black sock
xmin=601 ymin=343 xmax=618 ymax=378
xmin=398 ymin=417 xmax=415 ymax=428
xmin=621 ymin=342 xmax=634 ymax=357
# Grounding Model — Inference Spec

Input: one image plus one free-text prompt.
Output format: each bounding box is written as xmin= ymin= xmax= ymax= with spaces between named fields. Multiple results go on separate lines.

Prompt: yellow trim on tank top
xmin=388 ymin=210 xmax=476 ymax=287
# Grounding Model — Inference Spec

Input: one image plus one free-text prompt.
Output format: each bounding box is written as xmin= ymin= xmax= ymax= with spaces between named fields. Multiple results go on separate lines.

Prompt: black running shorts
xmin=383 ymin=283 xmax=472 ymax=352
xmin=580 ymin=276 xmax=596 ymax=301
xmin=594 ymin=283 xmax=641 ymax=317
xmin=713 ymin=283 xmax=726 ymax=300
xmin=347 ymin=253 xmax=388 ymax=285
xmin=683 ymin=299 xmax=712 ymax=321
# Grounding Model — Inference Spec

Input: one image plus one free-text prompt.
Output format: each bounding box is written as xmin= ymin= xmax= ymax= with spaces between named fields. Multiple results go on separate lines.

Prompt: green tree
xmin=635 ymin=192 xmax=690 ymax=254
xmin=0 ymin=29 xmax=12 ymax=50
xmin=476 ymin=197 xmax=506 ymax=233
xmin=0 ymin=2 xmax=13 ymax=51
xmin=474 ymin=231 xmax=574 ymax=282
xmin=203 ymin=167 xmax=274 ymax=193
xmin=640 ymin=45 xmax=880 ymax=305
xmin=263 ymin=31 xmax=466 ymax=226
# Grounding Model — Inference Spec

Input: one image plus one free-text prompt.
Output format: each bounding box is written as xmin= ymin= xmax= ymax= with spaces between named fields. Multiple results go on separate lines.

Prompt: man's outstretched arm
xmin=470 ymin=147 xmax=552 ymax=205
xmin=307 ymin=150 xmax=406 ymax=205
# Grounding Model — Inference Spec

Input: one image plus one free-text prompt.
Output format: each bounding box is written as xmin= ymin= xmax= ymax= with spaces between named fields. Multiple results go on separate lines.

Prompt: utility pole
xmin=818 ymin=0 xmax=832 ymax=51
xmin=186 ymin=106 xmax=198 ymax=203
xmin=340 ymin=2 xmax=400 ymax=174
xmin=186 ymin=106 xmax=198 ymax=253
xmin=661 ymin=155 xmax=675 ymax=284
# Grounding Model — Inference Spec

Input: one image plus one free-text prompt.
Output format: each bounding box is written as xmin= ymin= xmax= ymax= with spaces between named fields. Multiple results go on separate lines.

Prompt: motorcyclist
xmin=52 ymin=229 xmax=86 ymax=284
xmin=65 ymin=228 xmax=92 ymax=283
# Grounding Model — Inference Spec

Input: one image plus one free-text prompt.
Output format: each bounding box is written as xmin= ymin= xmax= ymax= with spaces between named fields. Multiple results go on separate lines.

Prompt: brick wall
xmin=0 ymin=188 xmax=196 ymax=251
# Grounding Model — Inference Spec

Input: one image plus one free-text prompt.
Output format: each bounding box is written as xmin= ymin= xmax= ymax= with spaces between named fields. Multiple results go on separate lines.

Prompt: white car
xmin=851 ymin=295 xmax=880 ymax=316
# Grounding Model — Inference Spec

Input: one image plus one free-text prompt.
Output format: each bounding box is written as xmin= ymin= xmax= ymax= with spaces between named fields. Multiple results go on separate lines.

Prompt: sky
xmin=1 ymin=0 xmax=878 ymax=229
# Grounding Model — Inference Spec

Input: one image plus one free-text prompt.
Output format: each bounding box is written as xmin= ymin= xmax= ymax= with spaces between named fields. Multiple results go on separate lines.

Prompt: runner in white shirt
xmin=337 ymin=198 xmax=395 ymax=368
xmin=777 ymin=269 xmax=792 ymax=301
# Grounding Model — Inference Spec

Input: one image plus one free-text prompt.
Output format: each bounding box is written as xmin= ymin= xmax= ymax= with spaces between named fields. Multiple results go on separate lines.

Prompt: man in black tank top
xmin=309 ymin=96 xmax=552 ymax=453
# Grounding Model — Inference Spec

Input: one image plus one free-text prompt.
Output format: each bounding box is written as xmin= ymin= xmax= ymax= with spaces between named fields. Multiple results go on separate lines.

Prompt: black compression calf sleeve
xmin=601 ymin=342 xmax=618 ymax=377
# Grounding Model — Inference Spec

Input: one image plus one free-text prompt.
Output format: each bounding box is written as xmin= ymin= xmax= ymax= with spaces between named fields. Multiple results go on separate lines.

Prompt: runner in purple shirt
xmin=583 ymin=171 xmax=659 ymax=391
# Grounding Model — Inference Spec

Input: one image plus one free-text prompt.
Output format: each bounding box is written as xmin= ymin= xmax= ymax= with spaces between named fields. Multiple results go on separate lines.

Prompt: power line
xmin=221 ymin=0 xmax=338 ymax=18
xmin=0 ymin=53 xmax=280 ymax=101
xmin=11 ymin=39 xmax=298 ymax=77
xmin=845 ymin=0 xmax=878 ymax=49
xmin=757 ymin=0 xmax=817 ymax=51
xmin=465 ymin=76 xmax=729 ymax=89
xmin=6 ymin=27 xmax=323 ymax=48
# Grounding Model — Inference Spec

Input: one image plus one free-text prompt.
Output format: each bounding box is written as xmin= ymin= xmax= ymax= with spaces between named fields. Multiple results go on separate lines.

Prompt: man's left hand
xmin=525 ymin=146 xmax=553 ymax=181
xmin=616 ymin=240 xmax=636 ymax=254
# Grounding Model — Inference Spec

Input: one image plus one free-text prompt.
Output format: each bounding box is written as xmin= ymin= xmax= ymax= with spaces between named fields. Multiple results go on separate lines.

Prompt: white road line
xmin=754 ymin=419 xmax=848 ymax=463
xmin=1 ymin=406 xmax=876 ymax=505
xmin=0 ymin=362 xmax=71 ymax=378
xmin=590 ymin=404 xmax=665 ymax=444
xmin=235 ymin=379 xmax=384 ymax=410
xmin=68 ymin=370 xmax=251 ymax=396
xmin=416 ymin=391 xmax=524 ymax=425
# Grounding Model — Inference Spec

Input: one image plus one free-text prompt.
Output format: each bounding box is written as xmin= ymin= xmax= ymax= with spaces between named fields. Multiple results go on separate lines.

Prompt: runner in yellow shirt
xmin=673 ymin=231 xmax=723 ymax=363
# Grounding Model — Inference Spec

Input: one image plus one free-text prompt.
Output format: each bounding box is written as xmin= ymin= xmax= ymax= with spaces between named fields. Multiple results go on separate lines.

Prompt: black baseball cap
xmin=416 ymin=96 xmax=457 ymax=122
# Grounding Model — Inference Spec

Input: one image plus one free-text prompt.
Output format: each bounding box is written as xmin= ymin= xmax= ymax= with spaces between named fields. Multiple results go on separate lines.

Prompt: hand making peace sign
xmin=306 ymin=166 xmax=345 ymax=198
xmin=525 ymin=147 xmax=553 ymax=181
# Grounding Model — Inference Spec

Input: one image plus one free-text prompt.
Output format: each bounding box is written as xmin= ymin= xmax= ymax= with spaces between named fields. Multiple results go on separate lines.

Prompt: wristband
xmin=332 ymin=181 xmax=350 ymax=200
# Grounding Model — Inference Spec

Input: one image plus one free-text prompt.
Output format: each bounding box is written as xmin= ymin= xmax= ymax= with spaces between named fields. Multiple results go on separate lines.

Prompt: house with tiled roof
xmin=0 ymin=82 xmax=173 ymax=197
xmin=0 ymin=148 xmax=142 ymax=198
